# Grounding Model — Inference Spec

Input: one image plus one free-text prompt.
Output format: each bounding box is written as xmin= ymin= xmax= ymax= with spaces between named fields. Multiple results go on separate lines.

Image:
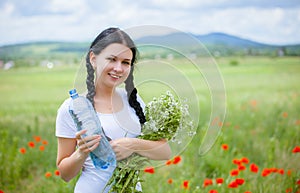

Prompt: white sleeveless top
xmin=55 ymin=88 xmax=144 ymax=193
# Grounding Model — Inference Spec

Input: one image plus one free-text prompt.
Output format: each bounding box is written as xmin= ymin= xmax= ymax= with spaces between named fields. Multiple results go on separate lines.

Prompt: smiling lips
xmin=108 ymin=73 xmax=122 ymax=79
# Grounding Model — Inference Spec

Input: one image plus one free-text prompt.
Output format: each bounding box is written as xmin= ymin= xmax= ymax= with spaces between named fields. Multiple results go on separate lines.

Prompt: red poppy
xmin=172 ymin=156 xmax=181 ymax=164
xmin=42 ymin=140 xmax=48 ymax=145
xmin=278 ymin=169 xmax=284 ymax=175
xmin=45 ymin=172 xmax=52 ymax=178
xmin=28 ymin=141 xmax=35 ymax=148
xmin=282 ymin=112 xmax=288 ymax=118
xmin=296 ymin=179 xmax=300 ymax=185
xmin=165 ymin=160 xmax=172 ymax=166
xmin=238 ymin=164 xmax=246 ymax=171
xmin=245 ymin=191 xmax=252 ymax=193
xmin=0 ymin=190 xmax=4 ymax=193
xmin=287 ymin=170 xmax=292 ymax=176
xmin=144 ymin=167 xmax=155 ymax=174
xmin=203 ymin=178 xmax=213 ymax=187
xmin=228 ymin=181 xmax=238 ymax=188
xmin=230 ymin=169 xmax=239 ymax=176
xmin=241 ymin=157 xmax=250 ymax=164
xmin=235 ymin=178 xmax=245 ymax=185
xmin=209 ymin=190 xmax=218 ymax=193
xmin=250 ymin=163 xmax=259 ymax=173
xmin=34 ymin=136 xmax=41 ymax=142
xmin=167 ymin=178 xmax=173 ymax=184
xmin=261 ymin=168 xmax=271 ymax=177
xmin=221 ymin=144 xmax=229 ymax=150
xmin=216 ymin=178 xmax=224 ymax=184
xmin=19 ymin=147 xmax=26 ymax=154
xmin=39 ymin=145 xmax=45 ymax=151
xmin=232 ymin=159 xmax=241 ymax=165
xmin=54 ymin=170 xmax=60 ymax=176
xmin=286 ymin=188 xmax=293 ymax=193
xmin=182 ymin=180 xmax=189 ymax=189
xmin=292 ymin=146 xmax=300 ymax=153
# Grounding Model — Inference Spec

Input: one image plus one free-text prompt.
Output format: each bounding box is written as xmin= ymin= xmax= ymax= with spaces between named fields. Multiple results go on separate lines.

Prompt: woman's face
xmin=90 ymin=43 xmax=133 ymax=89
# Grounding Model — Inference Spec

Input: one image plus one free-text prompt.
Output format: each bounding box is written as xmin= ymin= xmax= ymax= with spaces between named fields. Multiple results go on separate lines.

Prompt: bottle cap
xmin=69 ymin=89 xmax=78 ymax=98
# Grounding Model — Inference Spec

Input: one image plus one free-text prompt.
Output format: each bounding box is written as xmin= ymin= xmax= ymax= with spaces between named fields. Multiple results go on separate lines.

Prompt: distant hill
xmin=136 ymin=32 xmax=300 ymax=57
xmin=0 ymin=32 xmax=299 ymax=67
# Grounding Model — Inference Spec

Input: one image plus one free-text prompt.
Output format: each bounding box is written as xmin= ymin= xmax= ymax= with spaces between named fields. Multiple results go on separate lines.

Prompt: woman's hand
xmin=110 ymin=138 xmax=136 ymax=161
xmin=75 ymin=129 xmax=101 ymax=158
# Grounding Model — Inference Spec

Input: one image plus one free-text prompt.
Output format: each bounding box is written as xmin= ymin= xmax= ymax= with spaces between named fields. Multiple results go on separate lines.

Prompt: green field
xmin=0 ymin=56 xmax=299 ymax=193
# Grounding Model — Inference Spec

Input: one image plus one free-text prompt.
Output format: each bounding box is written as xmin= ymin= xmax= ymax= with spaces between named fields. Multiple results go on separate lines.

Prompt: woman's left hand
xmin=110 ymin=138 xmax=136 ymax=161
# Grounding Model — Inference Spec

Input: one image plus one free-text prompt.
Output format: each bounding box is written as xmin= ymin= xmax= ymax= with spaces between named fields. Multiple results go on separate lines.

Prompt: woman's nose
xmin=113 ymin=61 xmax=123 ymax=72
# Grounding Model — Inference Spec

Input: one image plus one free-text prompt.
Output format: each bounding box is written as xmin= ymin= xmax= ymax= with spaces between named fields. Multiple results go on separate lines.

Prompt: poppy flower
xmin=282 ymin=112 xmax=288 ymax=118
xmin=19 ymin=147 xmax=26 ymax=154
xmin=292 ymin=146 xmax=300 ymax=153
xmin=182 ymin=180 xmax=189 ymax=189
xmin=261 ymin=168 xmax=271 ymax=177
xmin=165 ymin=160 xmax=172 ymax=166
xmin=42 ymin=140 xmax=48 ymax=145
xmin=238 ymin=165 xmax=246 ymax=171
xmin=172 ymin=156 xmax=181 ymax=164
xmin=203 ymin=178 xmax=213 ymax=187
xmin=54 ymin=170 xmax=60 ymax=176
xmin=286 ymin=188 xmax=293 ymax=193
xmin=39 ymin=145 xmax=45 ymax=151
xmin=0 ymin=190 xmax=4 ymax=193
xmin=45 ymin=172 xmax=52 ymax=178
xmin=230 ymin=169 xmax=239 ymax=176
xmin=228 ymin=181 xmax=238 ymax=188
xmin=144 ymin=167 xmax=155 ymax=174
xmin=244 ymin=191 xmax=252 ymax=193
xmin=278 ymin=169 xmax=284 ymax=175
xmin=216 ymin=178 xmax=224 ymax=184
xmin=296 ymin=179 xmax=300 ymax=185
xmin=241 ymin=157 xmax=250 ymax=164
xmin=28 ymin=141 xmax=35 ymax=148
xmin=34 ymin=136 xmax=41 ymax=142
xmin=250 ymin=163 xmax=259 ymax=173
xmin=235 ymin=178 xmax=245 ymax=185
xmin=233 ymin=159 xmax=241 ymax=165
xmin=221 ymin=144 xmax=229 ymax=150
xmin=167 ymin=178 xmax=173 ymax=184
xmin=209 ymin=190 xmax=218 ymax=193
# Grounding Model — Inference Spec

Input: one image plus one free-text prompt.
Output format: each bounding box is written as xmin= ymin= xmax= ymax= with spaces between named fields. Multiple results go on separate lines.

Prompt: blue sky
xmin=0 ymin=0 xmax=299 ymax=46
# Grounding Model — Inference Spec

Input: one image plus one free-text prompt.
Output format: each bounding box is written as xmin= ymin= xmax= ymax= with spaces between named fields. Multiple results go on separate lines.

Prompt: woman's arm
xmin=56 ymin=130 xmax=101 ymax=182
xmin=110 ymin=138 xmax=172 ymax=161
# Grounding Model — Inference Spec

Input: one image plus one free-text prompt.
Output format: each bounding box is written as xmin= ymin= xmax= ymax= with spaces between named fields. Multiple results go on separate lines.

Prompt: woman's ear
xmin=89 ymin=51 xmax=97 ymax=69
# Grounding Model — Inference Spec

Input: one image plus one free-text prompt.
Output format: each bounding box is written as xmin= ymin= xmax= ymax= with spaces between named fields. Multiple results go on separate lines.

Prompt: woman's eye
xmin=107 ymin=57 xmax=116 ymax=62
xmin=122 ymin=61 xmax=130 ymax=65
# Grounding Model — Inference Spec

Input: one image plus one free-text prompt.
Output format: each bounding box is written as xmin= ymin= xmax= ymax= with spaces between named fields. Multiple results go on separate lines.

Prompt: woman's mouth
xmin=108 ymin=73 xmax=122 ymax=79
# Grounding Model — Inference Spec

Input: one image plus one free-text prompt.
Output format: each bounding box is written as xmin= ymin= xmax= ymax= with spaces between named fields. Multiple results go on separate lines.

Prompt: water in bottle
xmin=68 ymin=89 xmax=116 ymax=169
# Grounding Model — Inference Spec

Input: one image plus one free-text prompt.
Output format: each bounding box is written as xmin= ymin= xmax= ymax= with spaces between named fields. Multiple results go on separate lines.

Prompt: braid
xmin=125 ymin=68 xmax=146 ymax=125
xmin=86 ymin=52 xmax=96 ymax=107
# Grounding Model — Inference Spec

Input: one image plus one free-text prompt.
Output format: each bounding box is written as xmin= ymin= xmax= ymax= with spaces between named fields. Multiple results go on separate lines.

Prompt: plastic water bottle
xmin=68 ymin=89 xmax=116 ymax=169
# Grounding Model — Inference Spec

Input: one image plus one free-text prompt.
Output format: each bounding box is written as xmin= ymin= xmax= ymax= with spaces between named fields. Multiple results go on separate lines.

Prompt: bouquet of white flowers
xmin=106 ymin=91 xmax=194 ymax=193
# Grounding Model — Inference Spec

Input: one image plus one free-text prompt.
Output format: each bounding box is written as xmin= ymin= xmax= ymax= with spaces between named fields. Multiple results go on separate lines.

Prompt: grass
xmin=0 ymin=56 xmax=299 ymax=193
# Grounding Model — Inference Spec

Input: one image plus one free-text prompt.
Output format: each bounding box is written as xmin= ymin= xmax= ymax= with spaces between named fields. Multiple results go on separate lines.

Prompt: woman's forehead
xmin=102 ymin=43 xmax=133 ymax=59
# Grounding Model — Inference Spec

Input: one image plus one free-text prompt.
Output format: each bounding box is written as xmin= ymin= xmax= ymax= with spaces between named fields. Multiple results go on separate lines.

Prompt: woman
xmin=55 ymin=27 xmax=172 ymax=193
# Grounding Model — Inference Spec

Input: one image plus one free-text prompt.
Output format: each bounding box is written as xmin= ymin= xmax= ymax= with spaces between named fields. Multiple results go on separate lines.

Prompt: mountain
xmin=136 ymin=32 xmax=300 ymax=56
xmin=0 ymin=32 xmax=299 ymax=67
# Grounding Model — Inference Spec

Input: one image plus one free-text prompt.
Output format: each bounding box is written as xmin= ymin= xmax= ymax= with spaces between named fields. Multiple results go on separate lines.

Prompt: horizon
xmin=1 ymin=31 xmax=299 ymax=47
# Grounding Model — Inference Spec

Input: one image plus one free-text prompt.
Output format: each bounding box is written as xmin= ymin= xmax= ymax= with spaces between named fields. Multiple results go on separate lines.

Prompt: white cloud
xmin=0 ymin=0 xmax=299 ymax=45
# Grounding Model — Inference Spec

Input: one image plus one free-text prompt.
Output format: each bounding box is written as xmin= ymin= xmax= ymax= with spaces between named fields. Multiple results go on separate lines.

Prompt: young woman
xmin=55 ymin=27 xmax=171 ymax=193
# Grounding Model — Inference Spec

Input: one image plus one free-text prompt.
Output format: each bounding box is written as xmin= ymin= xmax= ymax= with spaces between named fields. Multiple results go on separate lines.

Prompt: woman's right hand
xmin=75 ymin=129 xmax=101 ymax=156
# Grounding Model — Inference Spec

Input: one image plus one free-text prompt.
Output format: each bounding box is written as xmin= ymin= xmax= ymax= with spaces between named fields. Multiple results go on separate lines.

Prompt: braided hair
xmin=85 ymin=27 xmax=146 ymax=125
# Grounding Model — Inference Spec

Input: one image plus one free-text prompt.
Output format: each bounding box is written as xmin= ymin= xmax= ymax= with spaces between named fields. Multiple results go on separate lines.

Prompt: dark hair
xmin=86 ymin=27 xmax=146 ymax=124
